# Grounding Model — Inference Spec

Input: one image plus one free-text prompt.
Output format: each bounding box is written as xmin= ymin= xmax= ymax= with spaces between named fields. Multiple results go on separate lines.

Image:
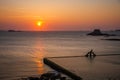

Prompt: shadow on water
xmin=86 ymin=56 xmax=96 ymax=63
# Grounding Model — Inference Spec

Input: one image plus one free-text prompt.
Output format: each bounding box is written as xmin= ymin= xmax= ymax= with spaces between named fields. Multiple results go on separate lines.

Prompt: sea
xmin=0 ymin=31 xmax=120 ymax=80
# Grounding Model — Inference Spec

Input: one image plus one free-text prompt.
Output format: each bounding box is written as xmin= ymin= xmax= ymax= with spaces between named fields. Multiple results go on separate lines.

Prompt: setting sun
xmin=37 ymin=21 xmax=43 ymax=27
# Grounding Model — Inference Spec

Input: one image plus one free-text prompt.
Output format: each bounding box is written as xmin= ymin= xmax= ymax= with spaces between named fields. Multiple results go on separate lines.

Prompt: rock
xmin=8 ymin=30 xmax=16 ymax=32
xmin=115 ymin=29 xmax=120 ymax=32
xmin=20 ymin=71 xmax=67 ymax=80
xmin=40 ymin=71 xmax=61 ymax=80
xmin=87 ymin=29 xmax=109 ymax=36
xmin=102 ymin=38 xmax=120 ymax=41
xmin=87 ymin=29 xmax=116 ymax=36
xmin=8 ymin=30 xmax=22 ymax=32
xmin=28 ymin=77 xmax=39 ymax=80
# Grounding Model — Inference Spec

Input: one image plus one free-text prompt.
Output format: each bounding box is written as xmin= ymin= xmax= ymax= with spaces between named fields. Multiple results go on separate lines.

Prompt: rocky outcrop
xmin=102 ymin=38 xmax=120 ymax=41
xmin=8 ymin=30 xmax=22 ymax=32
xmin=87 ymin=29 xmax=108 ymax=36
xmin=87 ymin=29 xmax=116 ymax=36
xmin=8 ymin=30 xmax=16 ymax=32
xmin=20 ymin=71 xmax=67 ymax=80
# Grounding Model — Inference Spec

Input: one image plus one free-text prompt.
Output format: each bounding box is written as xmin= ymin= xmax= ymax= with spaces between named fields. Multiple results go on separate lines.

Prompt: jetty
xmin=44 ymin=58 xmax=82 ymax=80
xmin=19 ymin=52 xmax=120 ymax=80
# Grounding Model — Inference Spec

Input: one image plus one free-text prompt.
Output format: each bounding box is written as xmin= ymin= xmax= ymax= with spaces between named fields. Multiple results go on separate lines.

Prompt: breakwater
xmin=43 ymin=58 xmax=82 ymax=80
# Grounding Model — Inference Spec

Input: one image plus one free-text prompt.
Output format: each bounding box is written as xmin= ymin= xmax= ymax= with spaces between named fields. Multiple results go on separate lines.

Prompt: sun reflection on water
xmin=35 ymin=58 xmax=44 ymax=74
xmin=31 ymin=39 xmax=46 ymax=75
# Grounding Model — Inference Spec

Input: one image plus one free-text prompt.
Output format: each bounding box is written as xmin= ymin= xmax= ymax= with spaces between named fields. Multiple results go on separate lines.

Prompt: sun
xmin=37 ymin=21 xmax=43 ymax=27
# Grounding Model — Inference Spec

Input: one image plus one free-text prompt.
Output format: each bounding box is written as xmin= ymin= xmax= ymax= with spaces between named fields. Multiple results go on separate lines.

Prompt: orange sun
xmin=37 ymin=21 xmax=43 ymax=27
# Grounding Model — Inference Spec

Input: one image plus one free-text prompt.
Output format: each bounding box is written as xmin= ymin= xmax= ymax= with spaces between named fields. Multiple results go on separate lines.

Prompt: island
xmin=87 ymin=29 xmax=116 ymax=36
xmin=8 ymin=30 xmax=22 ymax=32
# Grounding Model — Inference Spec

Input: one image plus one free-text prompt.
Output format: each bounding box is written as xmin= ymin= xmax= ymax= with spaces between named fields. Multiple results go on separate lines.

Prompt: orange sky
xmin=0 ymin=0 xmax=120 ymax=31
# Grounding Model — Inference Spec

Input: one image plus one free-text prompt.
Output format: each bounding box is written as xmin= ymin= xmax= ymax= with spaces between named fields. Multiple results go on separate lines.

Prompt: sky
xmin=0 ymin=0 xmax=120 ymax=31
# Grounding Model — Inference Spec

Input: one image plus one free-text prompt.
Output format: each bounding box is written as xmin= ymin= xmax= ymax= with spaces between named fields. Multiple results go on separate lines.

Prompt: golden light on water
xmin=33 ymin=53 xmax=44 ymax=74
xmin=36 ymin=59 xmax=44 ymax=74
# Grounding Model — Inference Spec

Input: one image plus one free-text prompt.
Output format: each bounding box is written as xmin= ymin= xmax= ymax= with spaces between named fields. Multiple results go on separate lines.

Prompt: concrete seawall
xmin=43 ymin=58 xmax=82 ymax=80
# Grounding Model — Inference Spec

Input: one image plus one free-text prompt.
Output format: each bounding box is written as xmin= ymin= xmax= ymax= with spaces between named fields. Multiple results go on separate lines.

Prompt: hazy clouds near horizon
xmin=0 ymin=0 xmax=120 ymax=31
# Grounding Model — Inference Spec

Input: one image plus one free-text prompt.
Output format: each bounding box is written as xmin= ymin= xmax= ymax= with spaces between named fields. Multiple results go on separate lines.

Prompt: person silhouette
xmin=85 ymin=49 xmax=96 ymax=57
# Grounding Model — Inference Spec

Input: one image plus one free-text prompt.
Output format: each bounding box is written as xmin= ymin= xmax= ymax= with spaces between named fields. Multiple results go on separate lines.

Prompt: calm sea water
xmin=0 ymin=31 xmax=120 ymax=80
